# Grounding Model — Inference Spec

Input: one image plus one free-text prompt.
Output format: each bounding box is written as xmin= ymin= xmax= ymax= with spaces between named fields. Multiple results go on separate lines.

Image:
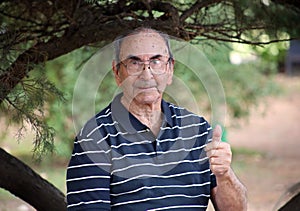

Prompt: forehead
xmin=119 ymin=31 xmax=169 ymax=60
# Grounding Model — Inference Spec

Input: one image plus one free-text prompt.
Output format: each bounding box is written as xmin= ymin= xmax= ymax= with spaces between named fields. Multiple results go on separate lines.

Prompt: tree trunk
xmin=279 ymin=192 xmax=300 ymax=211
xmin=0 ymin=147 xmax=67 ymax=211
xmin=278 ymin=182 xmax=300 ymax=211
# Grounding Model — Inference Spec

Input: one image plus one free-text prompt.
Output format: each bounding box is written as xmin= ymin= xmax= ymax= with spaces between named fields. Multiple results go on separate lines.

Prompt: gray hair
xmin=113 ymin=27 xmax=173 ymax=68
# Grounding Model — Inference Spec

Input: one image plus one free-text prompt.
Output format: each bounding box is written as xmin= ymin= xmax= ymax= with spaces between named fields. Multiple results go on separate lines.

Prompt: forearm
xmin=214 ymin=168 xmax=247 ymax=211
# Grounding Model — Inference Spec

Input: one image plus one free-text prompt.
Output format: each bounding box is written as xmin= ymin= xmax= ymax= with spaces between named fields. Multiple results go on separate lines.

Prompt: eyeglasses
xmin=120 ymin=57 xmax=171 ymax=75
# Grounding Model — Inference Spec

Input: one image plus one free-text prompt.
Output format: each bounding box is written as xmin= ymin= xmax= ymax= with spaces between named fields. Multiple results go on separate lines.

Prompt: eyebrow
xmin=125 ymin=54 xmax=163 ymax=61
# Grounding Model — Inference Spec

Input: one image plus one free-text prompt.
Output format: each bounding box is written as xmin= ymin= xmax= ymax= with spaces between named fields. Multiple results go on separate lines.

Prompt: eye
xmin=128 ymin=59 xmax=139 ymax=65
xmin=151 ymin=59 xmax=162 ymax=65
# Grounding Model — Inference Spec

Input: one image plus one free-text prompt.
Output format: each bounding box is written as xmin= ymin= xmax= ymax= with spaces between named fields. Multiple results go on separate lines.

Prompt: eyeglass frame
xmin=119 ymin=56 xmax=173 ymax=76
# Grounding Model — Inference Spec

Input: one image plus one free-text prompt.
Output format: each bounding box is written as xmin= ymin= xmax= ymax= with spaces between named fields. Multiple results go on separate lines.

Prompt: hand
xmin=205 ymin=125 xmax=232 ymax=178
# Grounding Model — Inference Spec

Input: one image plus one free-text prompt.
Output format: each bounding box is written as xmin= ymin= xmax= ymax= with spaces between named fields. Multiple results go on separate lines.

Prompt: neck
xmin=121 ymin=96 xmax=163 ymax=136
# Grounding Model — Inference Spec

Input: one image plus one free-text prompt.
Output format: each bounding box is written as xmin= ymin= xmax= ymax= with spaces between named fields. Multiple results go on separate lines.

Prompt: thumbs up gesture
xmin=205 ymin=125 xmax=232 ymax=178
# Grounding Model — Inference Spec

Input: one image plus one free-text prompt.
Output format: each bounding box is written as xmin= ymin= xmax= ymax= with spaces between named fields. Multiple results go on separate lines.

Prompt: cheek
xmin=119 ymin=77 xmax=137 ymax=96
xmin=116 ymin=70 xmax=130 ymax=86
xmin=165 ymin=70 xmax=173 ymax=86
xmin=166 ymin=74 xmax=173 ymax=85
xmin=157 ymin=75 xmax=172 ymax=91
xmin=120 ymin=78 xmax=133 ymax=90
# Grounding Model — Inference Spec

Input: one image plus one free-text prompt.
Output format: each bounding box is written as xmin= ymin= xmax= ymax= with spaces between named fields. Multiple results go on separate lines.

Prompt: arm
xmin=210 ymin=169 xmax=247 ymax=211
xmin=206 ymin=125 xmax=247 ymax=211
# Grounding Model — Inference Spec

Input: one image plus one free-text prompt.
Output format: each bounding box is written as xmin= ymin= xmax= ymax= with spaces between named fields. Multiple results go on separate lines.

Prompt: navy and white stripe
xmin=66 ymin=94 xmax=216 ymax=210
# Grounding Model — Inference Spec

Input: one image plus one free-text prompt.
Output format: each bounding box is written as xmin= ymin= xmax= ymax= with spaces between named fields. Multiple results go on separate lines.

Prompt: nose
xmin=143 ymin=61 xmax=151 ymax=70
xmin=139 ymin=63 xmax=153 ymax=79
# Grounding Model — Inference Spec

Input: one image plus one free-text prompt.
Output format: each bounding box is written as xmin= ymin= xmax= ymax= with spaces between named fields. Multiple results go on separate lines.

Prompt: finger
xmin=206 ymin=144 xmax=227 ymax=157
xmin=209 ymin=154 xmax=231 ymax=165
xmin=206 ymin=144 xmax=232 ymax=162
xmin=205 ymin=141 xmax=219 ymax=152
xmin=212 ymin=124 xmax=222 ymax=142
xmin=209 ymin=157 xmax=224 ymax=165
xmin=205 ymin=125 xmax=223 ymax=151
xmin=206 ymin=149 xmax=217 ymax=158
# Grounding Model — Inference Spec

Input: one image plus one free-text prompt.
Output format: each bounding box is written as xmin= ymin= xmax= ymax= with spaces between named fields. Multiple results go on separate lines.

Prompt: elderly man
xmin=66 ymin=27 xmax=247 ymax=210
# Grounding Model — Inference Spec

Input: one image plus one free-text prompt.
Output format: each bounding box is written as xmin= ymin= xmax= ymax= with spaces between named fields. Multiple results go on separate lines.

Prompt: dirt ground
xmin=1 ymin=74 xmax=300 ymax=211
xmin=227 ymin=74 xmax=300 ymax=211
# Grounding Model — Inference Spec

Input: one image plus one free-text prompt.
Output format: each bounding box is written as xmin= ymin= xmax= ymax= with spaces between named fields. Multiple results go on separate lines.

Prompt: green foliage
xmin=2 ymin=0 xmax=294 ymax=159
xmin=252 ymin=40 xmax=289 ymax=74
xmin=208 ymin=43 xmax=281 ymax=119
xmin=44 ymin=44 xmax=120 ymax=157
xmin=1 ymin=44 xmax=116 ymax=158
xmin=171 ymin=41 xmax=281 ymax=120
xmin=221 ymin=63 xmax=279 ymax=118
xmin=0 ymin=65 xmax=65 ymax=159
xmin=1 ymin=38 xmax=282 ymax=159
xmin=44 ymin=46 xmax=101 ymax=157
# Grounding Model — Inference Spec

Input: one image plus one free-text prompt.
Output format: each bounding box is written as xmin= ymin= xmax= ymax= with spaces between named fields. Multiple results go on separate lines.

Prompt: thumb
xmin=212 ymin=124 xmax=222 ymax=142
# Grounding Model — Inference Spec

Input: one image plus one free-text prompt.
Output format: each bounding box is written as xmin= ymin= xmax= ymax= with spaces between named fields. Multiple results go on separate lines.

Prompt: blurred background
xmin=1 ymin=1 xmax=300 ymax=210
xmin=1 ymin=39 xmax=299 ymax=211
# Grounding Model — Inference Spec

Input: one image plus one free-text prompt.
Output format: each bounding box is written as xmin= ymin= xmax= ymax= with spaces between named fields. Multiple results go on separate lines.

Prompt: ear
xmin=167 ymin=59 xmax=175 ymax=85
xmin=112 ymin=60 xmax=122 ymax=86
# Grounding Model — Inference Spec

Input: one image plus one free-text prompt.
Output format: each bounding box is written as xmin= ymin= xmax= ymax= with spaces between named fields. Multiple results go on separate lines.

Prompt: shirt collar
xmin=111 ymin=93 xmax=146 ymax=133
xmin=161 ymin=98 xmax=174 ymax=128
xmin=111 ymin=93 xmax=174 ymax=133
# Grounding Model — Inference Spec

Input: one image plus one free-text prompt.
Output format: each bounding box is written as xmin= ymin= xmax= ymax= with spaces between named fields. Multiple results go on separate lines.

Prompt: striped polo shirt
xmin=66 ymin=94 xmax=216 ymax=210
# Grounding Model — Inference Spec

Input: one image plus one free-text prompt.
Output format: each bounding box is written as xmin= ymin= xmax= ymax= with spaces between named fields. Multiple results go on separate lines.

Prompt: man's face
xmin=113 ymin=31 xmax=174 ymax=106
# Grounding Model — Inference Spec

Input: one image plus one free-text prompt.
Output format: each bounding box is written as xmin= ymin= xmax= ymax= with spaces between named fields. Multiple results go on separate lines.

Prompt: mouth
xmin=138 ymin=85 xmax=156 ymax=89
xmin=136 ymin=87 xmax=157 ymax=93
xmin=134 ymin=84 xmax=158 ymax=92
xmin=135 ymin=82 xmax=157 ymax=90
xmin=133 ymin=80 xmax=158 ymax=92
